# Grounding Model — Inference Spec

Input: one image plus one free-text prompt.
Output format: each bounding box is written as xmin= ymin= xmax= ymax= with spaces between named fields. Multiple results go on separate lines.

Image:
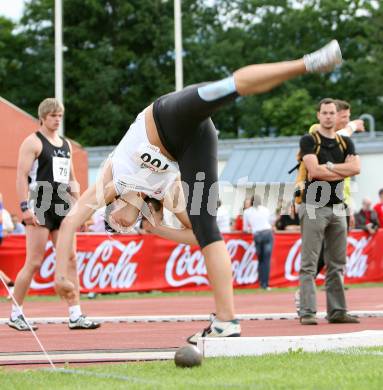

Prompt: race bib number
xmin=52 ymin=157 xmax=70 ymax=184
xmin=136 ymin=143 xmax=174 ymax=172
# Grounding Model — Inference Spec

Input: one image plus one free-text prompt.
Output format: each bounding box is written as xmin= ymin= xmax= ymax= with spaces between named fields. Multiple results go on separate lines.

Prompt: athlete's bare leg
xmin=234 ymin=59 xmax=306 ymax=96
xmin=234 ymin=40 xmax=342 ymax=95
xmin=202 ymin=242 xmax=235 ymax=321
xmin=51 ymin=229 xmax=80 ymax=305
xmin=12 ymin=225 xmax=50 ymax=305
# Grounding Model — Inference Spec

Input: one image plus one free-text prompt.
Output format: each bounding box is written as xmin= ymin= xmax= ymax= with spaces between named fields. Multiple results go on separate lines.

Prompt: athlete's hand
xmin=351 ymin=119 xmax=365 ymax=133
xmin=110 ymin=198 xmax=140 ymax=229
xmin=141 ymin=218 xmax=154 ymax=233
xmin=22 ymin=209 xmax=39 ymax=226
xmin=142 ymin=204 xmax=162 ymax=233
xmin=147 ymin=203 xmax=163 ymax=226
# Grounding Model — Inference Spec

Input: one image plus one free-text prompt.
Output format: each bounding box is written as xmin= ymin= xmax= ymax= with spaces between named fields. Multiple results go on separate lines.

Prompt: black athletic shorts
xmin=30 ymin=186 xmax=71 ymax=231
xmin=152 ymin=81 xmax=238 ymax=248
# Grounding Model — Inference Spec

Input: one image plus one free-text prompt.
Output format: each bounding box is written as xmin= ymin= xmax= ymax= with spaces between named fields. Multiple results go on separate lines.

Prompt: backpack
xmin=289 ymin=130 xmax=347 ymax=205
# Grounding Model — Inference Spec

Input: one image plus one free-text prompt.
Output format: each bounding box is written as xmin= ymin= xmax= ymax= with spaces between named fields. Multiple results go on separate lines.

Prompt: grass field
xmin=1 ymin=348 xmax=383 ymax=390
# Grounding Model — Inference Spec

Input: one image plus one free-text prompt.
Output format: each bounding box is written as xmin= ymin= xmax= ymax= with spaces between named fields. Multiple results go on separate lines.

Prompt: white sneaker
xmin=8 ymin=315 xmax=38 ymax=331
xmin=303 ymin=40 xmax=342 ymax=72
xmin=68 ymin=315 xmax=101 ymax=330
xmin=187 ymin=314 xmax=241 ymax=345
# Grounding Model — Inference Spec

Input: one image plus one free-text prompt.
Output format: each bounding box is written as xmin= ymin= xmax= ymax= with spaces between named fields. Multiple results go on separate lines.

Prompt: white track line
xmin=1 ymin=311 xmax=382 ymax=325
xmin=0 ymin=275 xmax=56 ymax=369
xmin=198 ymin=330 xmax=383 ymax=357
xmin=0 ymin=350 xmax=175 ymax=363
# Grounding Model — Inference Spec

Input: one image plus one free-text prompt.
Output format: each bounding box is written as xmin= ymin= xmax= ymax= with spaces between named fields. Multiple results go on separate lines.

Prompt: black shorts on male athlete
xmin=31 ymin=188 xmax=71 ymax=231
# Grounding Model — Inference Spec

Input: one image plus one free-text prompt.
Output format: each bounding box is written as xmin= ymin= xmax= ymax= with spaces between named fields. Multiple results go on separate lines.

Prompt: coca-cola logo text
xmin=31 ymin=239 xmax=142 ymax=290
xmin=165 ymin=239 xmax=259 ymax=287
xmin=284 ymin=236 xmax=370 ymax=281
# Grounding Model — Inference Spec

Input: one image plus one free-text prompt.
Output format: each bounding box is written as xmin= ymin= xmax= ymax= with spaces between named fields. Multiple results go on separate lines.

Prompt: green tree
xmin=261 ymin=89 xmax=315 ymax=136
xmin=0 ymin=0 xmax=381 ymax=144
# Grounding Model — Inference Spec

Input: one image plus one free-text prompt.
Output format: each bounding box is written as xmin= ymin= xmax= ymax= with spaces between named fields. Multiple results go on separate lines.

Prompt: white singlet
xmin=110 ymin=110 xmax=180 ymax=200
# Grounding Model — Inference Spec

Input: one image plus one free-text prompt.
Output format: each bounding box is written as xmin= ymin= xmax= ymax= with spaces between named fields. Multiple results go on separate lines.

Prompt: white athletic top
xmin=111 ymin=110 xmax=180 ymax=200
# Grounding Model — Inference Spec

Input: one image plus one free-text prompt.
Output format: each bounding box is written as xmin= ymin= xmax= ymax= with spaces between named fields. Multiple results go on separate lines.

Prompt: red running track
xmin=0 ymin=287 xmax=382 ymax=363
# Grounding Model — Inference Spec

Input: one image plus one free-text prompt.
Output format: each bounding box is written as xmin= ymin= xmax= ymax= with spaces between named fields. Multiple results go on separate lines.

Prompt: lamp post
xmin=174 ymin=0 xmax=183 ymax=91
xmin=359 ymin=114 xmax=376 ymax=138
xmin=55 ymin=0 xmax=64 ymax=136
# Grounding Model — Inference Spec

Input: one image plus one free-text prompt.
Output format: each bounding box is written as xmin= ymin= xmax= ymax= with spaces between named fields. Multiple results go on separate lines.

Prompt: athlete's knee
xmin=190 ymin=215 xmax=222 ymax=249
xmin=54 ymin=276 xmax=75 ymax=298
xmin=59 ymin=215 xmax=78 ymax=233
xmin=299 ymin=260 xmax=317 ymax=276
xmin=24 ymin=256 xmax=44 ymax=274
xmin=197 ymin=76 xmax=238 ymax=102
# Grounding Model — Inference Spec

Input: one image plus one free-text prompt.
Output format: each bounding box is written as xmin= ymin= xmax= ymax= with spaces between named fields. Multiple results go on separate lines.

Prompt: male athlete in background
xmin=8 ymin=98 xmax=100 ymax=331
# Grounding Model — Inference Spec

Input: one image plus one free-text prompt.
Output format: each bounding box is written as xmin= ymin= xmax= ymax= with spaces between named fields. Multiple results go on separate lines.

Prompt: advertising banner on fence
xmin=0 ymin=230 xmax=382 ymax=295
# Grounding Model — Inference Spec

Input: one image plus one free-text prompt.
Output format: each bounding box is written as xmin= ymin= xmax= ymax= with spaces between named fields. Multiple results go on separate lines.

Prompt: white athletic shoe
xmin=187 ymin=314 xmax=241 ymax=345
xmin=68 ymin=315 xmax=101 ymax=330
xmin=303 ymin=40 xmax=342 ymax=72
xmin=8 ymin=315 xmax=38 ymax=331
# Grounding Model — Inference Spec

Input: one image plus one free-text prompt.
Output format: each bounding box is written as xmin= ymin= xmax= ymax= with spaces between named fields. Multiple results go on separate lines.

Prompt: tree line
xmin=0 ymin=0 xmax=381 ymax=145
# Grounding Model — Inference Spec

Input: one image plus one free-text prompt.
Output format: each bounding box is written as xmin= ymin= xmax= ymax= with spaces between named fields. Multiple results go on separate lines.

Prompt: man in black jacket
xmin=298 ymin=98 xmax=361 ymax=325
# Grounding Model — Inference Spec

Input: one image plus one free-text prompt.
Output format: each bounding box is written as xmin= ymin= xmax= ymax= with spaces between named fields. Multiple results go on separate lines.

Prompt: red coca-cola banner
xmin=0 ymin=230 xmax=382 ymax=296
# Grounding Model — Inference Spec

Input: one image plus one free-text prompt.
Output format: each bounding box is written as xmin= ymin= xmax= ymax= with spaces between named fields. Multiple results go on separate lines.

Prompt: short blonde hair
xmin=38 ymin=98 xmax=64 ymax=119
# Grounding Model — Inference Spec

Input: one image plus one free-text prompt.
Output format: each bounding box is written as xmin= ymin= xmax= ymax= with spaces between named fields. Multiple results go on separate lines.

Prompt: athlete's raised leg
xmin=153 ymin=40 xmax=342 ymax=160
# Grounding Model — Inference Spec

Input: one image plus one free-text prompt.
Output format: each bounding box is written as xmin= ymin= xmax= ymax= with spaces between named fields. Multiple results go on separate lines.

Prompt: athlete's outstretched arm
xmin=142 ymin=207 xmax=198 ymax=246
xmin=54 ymin=160 xmax=117 ymax=299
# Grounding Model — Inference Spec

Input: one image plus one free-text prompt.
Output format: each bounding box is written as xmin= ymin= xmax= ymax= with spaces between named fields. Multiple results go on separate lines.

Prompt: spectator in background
xmin=233 ymin=198 xmax=252 ymax=232
xmin=243 ymin=195 xmax=274 ymax=290
xmin=0 ymin=194 xmax=15 ymax=299
xmin=0 ymin=270 xmax=15 ymax=300
xmin=307 ymin=99 xmax=364 ymax=229
xmin=216 ymin=199 xmax=231 ymax=233
xmin=88 ymin=207 xmax=107 ymax=233
xmin=355 ymin=197 xmax=380 ymax=235
xmin=294 ymin=98 xmax=363 ymax=314
xmin=0 ymin=195 xmax=15 ymax=236
xmin=373 ymin=188 xmax=383 ymax=228
xmin=298 ymin=98 xmax=360 ymax=325
xmin=275 ymin=201 xmax=300 ymax=231
xmin=11 ymin=215 xmax=25 ymax=234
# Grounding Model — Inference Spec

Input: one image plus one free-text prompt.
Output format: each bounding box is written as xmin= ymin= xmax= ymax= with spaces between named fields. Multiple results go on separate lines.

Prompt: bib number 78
xmin=53 ymin=156 xmax=70 ymax=184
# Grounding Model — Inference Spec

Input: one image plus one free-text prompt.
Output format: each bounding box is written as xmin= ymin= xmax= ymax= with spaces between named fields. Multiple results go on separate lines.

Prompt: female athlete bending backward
xmin=54 ymin=40 xmax=342 ymax=344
